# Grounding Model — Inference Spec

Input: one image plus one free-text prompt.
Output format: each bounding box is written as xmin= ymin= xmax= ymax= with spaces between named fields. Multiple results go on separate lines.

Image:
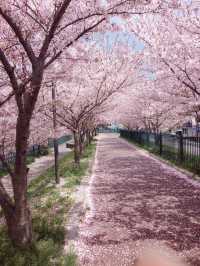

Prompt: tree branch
xmin=44 ymin=18 xmax=106 ymax=68
xmin=0 ymin=48 xmax=19 ymax=91
xmin=0 ymin=7 xmax=36 ymax=63
xmin=0 ymin=154 xmax=15 ymax=180
xmin=39 ymin=0 xmax=72 ymax=59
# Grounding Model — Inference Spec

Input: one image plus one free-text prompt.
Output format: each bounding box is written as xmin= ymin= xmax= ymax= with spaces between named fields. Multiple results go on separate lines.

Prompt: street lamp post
xmin=51 ymin=82 xmax=59 ymax=184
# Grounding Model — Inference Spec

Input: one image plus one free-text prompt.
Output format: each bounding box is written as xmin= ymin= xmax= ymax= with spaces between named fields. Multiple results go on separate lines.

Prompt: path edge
xmin=63 ymin=139 xmax=99 ymax=255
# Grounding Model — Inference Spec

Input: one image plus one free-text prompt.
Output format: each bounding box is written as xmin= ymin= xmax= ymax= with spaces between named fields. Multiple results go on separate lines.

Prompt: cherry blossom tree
xmin=85 ymin=1 xmax=199 ymax=132
xmin=112 ymin=75 xmax=192 ymax=132
xmin=118 ymin=1 xmax=200 ymax=130
xmin=0 ymin=0 xmax=154 ymax=248
xmin=40 ymin=44 xmax=134 ymax=166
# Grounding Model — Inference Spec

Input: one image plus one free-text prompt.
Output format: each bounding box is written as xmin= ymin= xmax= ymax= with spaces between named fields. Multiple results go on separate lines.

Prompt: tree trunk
xmin=0 ymin=54 xmax=44 ymax=249
xmin=1 ymin=113 xmax=34 ymax=248
xmin=7 ymin=65 xmax=43 ymax=248
xmin=94 ymin=128 xmax=97 ymax=136
xmin=86 ymin=130 xmax=90 ymax=146
xmin=79 ymin=141 xmax=83 ymax=156
xmin=88 ymin=131 xmax=93 ymax=144
xmin=4 ymin=200 xmax=32 ymax=248
xmin=79 ymin=131 xmax=85 ymax=155
xmin=73 ymin=131 xmax=80 ymax=167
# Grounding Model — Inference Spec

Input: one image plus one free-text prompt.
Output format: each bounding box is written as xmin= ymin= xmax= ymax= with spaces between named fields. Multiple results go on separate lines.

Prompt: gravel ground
xmin=75 ymin=134 xmax=200 ymax=266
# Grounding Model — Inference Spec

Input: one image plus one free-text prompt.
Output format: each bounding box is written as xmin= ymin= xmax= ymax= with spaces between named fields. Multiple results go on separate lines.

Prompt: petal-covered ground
xmin=75 ymin=134 xmax=200 ymax=266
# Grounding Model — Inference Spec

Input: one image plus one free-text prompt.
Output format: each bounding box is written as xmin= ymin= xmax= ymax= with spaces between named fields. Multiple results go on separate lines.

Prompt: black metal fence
xmin=0 ymin=134 xmax=72 ymax=171
xmin=0 ymin=144 xmax=48 ymax=170
xmin=120 ymin=129 xmax=200 ymax=175
xmin=47 ymin=134 xmax=72 ymax=148
xmin=97 ymin=127 xmax=120 ymax=133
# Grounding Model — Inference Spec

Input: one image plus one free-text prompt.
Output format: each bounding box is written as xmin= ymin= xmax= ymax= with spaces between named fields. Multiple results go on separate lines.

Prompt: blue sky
xmin=88 ymin=31 xmax=144 ymax=53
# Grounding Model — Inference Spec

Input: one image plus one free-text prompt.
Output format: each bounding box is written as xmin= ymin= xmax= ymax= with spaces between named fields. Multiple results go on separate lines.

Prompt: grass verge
xmin=0 ymin=142 xmax=96 ymax=266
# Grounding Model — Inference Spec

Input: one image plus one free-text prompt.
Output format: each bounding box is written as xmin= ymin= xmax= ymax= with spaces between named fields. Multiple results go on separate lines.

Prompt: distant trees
xmin=115 ymin=78 xmax=189 ymax=132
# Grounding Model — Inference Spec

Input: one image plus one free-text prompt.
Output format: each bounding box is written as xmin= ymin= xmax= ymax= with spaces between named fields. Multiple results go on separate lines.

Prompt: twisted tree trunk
xmin=2 ymin=64 xmax=43 ymax=248
xmin=2 ymin=112 xmax=33 ymax=248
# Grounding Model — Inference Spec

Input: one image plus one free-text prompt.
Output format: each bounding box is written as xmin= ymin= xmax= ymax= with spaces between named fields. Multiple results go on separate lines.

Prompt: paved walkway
xmin=76 ymin=134 xmax=200 ymax=266
xmin=2 ymin=143 xmax=70 ymax=196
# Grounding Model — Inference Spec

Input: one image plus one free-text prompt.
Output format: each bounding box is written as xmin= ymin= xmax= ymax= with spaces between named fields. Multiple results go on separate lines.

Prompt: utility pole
xmin=52 ymin=82 xmax=59 ymax=184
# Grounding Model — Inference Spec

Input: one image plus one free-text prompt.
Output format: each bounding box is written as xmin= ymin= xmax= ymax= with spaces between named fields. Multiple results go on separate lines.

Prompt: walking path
xmin=2 ymin=143 xmax=70 ymax=196
xmin=75 ymin=134 xmax=200 ymax=266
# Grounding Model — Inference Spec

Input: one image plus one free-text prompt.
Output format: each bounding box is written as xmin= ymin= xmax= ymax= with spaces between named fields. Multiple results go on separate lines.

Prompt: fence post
xmin=159 ymin=132 xmax=163 ymax=155
xmin=177 ymin=130 xmax=184 ymax=162
xmin=139 ymin=131 xmax=142 ymax=144
xmin=32 ymin=145 xmax=35 ymax=156
xmin=146 ymin=131 xmax=149 ymax=146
